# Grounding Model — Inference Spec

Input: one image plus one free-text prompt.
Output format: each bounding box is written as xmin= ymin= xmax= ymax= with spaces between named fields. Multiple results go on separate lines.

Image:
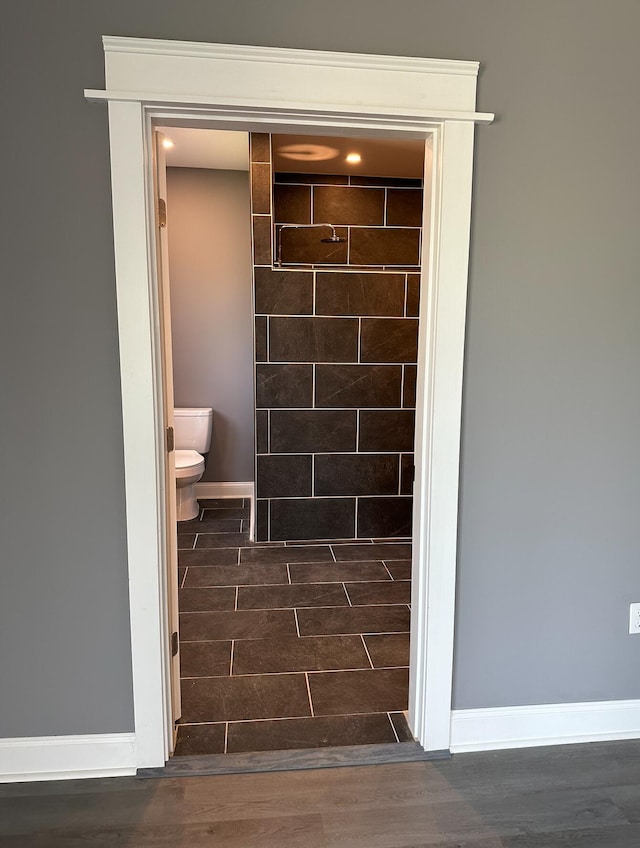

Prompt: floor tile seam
xmin=342 ymin=583 xmax=353 ymax=606
xmin=382 ymin=562 xmax=396 ymax=580
xmin=360 ymin=634 xmax=375 ymax=669
xmin=304 ymin=672 xmax=315 ymax=717
xmin=182 ymin=574 xmax=397 ymax=584
xmin=180 ymin=630 xmax=410 ymax=642
xmin=181 ymin=601 xmax=412 ymax=612
xmin=177 ymin=710 xmax=402 ymax=727
xmin=180 ymin=665 xmax=409 ymax=680
xmin=229 ymin=640 xmax=235 ymax=675
xmin=180 ymin=567 xmax=188 ymax=589
xmin=293 ymin=607 xmax=301 ymax=637
xmin=387 ymin=711 xmax=401 ymax=743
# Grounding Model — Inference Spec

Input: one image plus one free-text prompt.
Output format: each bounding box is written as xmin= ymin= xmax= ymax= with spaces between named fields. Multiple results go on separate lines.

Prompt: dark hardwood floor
xmin=2 ymin=740 xmax=640 ymax=846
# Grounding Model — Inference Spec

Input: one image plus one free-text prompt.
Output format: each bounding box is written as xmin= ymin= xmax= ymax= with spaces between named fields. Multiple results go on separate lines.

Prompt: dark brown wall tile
xmin=357 ymin=497 xmax=413 ymax=538
xmin=270 ymin=498 xmax=356 ymax=541
xmin=386 ymin=189 xmax=423 ymax=226
xmin=315 ymin=365 xmax=402 ymax=408
xmin=360 ymin=318 xmax=419 ymax=363
xmin=400 ymin=454 xmax=415 ymax=495
xmin=278 ymin=225 xmax=348 ymax=265
xmin=403 ymin=364 xmax=417 ymax=408
xmin=250 ymin=133 xmax=271 ymax=163
xmin=275 ymin=172 xmax=348 ymax=185
xmin=406 ymin=274 xmax=420 ymax=317
xmin=269 ymin=317 xmax=358 ymax=362
xmin=252 ymin=215 xmax=272 ymax=265
xmin=270 ymin=410 xmax=357 ymax=453
xmin=358 ymin=410 xmax=416 ymax=452
xmin=313 ymin=185 xmax=384 ymax=226
xmin=274 ymin=184 xmax=311 ymax=223
xmin=314 ymin=454 xmax=399 ymax=496
xmin=251 ymin=163 xmax=271 ymax=214
xmin=351 ymin=176 xmax=422 ymax=188
xmin=315 ymin=272 xmax=405 ymax=316
xmin=256 ymin=409 xmax=268 ymax=453
xmin=350 ymin=228 xmax=420 ymax=266
xmin=255 ymin=316 xmax=267 ymax=362
xmin=257 ymin=454 xmax=312 ymax=498
xmin=256 ymin=364 xmax=313 ymax=408
xmin=256 ymin=499 xmax=269 ymax=540
xmin=254 ymin=268 xmax=313 ymax=315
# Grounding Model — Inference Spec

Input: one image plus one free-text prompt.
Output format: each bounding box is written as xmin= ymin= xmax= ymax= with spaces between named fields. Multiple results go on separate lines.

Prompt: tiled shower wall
xmin=250 ymin=133 xmax=423 ymax=542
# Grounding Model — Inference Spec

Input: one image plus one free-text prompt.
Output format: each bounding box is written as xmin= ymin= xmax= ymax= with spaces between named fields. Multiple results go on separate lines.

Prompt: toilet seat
xmin=175 ymin=449 xmax=204 ymax=479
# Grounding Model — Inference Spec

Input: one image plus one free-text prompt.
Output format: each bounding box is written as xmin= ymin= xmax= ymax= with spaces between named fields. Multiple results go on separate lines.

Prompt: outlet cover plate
xmin=629 ymin=603 xmax=640 ymax=634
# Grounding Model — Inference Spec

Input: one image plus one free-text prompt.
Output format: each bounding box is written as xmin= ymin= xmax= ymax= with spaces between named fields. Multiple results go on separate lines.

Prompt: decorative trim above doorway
xmin=86 ymin=36 xmax=493 ymax=772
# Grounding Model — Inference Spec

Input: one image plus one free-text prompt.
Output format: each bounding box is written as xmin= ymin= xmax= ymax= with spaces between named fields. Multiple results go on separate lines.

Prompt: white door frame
xmin=86 ymin=37 xmax=493 ymax=769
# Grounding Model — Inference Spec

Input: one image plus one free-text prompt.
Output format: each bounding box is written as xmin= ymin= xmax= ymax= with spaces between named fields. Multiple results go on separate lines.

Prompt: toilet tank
xmin=173 ymin=408 xmax=213 ymax=453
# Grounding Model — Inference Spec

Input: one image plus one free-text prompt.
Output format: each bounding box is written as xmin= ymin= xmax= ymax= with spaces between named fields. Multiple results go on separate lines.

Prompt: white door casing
xmin=88 ymin=37 xmax=493 ymax=768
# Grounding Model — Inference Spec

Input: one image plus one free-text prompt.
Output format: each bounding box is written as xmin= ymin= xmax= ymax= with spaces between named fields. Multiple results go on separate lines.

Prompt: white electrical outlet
xmin=629 ymin=603 xmax=640 ymax=634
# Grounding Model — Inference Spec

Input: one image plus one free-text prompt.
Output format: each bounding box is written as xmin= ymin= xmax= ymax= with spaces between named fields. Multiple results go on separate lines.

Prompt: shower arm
xmin=274 ymin=223 xmax=340 ymax=267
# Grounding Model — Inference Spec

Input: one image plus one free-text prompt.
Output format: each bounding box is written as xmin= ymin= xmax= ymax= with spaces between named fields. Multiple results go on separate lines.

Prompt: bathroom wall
xmin=251 ymin=133 xmax=423 ymax=542
xmin=167 ymin=167 xmax=254 ymax=483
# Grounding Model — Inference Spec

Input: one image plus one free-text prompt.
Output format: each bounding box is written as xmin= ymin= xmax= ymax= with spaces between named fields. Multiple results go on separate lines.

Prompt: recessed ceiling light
xmin=162 ymin=138 xmax=175 ymax=149
xmin=345 ymin=152 xmax=361 ymax=164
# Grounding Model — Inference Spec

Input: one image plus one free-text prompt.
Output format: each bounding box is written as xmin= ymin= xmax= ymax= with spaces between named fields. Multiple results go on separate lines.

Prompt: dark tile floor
xmin=174 ymin=498 xmax=413 ymax=757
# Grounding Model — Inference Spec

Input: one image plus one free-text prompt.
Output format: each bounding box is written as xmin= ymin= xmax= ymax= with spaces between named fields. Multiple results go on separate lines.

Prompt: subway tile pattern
xmin=174 ymin=500 xmax=413 ymax=758
xmin=250 ymin=134 xmax=422 ymax=541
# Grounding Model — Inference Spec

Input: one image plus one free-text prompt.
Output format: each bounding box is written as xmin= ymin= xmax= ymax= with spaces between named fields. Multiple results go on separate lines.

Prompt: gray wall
xmin=1 ymin=0 xmax=639 ymax=737
xmin=166 ymin=167 xmax=254 ymax=483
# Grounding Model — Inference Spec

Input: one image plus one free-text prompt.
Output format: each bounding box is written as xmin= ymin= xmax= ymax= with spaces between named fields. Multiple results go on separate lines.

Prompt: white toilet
xmin=174 ymin=407 xmax=213 ymax=521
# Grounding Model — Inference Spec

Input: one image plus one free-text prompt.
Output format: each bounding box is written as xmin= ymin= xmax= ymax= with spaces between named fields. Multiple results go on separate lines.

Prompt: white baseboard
xmin=0 ymin=733 xmax=137 ymax=783
xmin=450 ymin=699 xmax=640 ymax=753
xmin=195 ymin=481 xmax=254 ymax=501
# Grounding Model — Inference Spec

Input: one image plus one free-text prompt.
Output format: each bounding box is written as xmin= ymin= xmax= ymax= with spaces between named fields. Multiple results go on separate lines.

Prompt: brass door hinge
xmin=157 ymin=197 xmax=167 ymax=228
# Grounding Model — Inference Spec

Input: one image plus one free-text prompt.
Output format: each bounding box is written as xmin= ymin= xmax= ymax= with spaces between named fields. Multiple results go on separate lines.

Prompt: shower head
xmin=320 ymin=226 xmax=347 ymax=243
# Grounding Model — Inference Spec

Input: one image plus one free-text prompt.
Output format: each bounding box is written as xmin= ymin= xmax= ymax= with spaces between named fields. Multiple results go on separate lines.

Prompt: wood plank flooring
xmin=2 ymin=740 xmax=640 ymax=846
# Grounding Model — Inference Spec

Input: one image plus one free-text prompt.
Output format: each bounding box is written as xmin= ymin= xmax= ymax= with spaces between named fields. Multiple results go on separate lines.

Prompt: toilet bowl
xmin=175 ymin=449 xmax=206 ymax=521
xmin=173 ymin=407 xmax=213 ymax=522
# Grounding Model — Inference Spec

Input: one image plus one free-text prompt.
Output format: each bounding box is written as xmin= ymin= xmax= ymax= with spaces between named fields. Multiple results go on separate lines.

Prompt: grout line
xmin=179 ymin=664 xmax=409 ymax=681
xmin=237 ymin=548 xmax=241 ymax=565
xmin=229 ymin=640 xmax=235 ymax=675
xmin=383 ymin=187 xmax=388 ymax=226
xmin=224 ymin=721 xmax=229 ymax=754
xmin=360 ymin=635 xmax=375 ymax=669
xmin=181 ymin=599 xmax=409 ymax=613
xmin=312 ymin=269 xmax=317 ymax=315
xmin=293 ymin=607 xmax=301 ymax=637
xmin=404 ymin=274 xmax=408 ymax=317
xmin=382 ymin=562 xmax=396 ymax=580
xmin=388 ymin=711 xmax=401 ymax=743
xmin=180 ymin=567 xmax=188 ymax=589
xmin=192 ymin=534 xmax=198 ymax=550
xmin=286 ymin=563 xmax=292 ymax=585
xmin=342 ymin=583 xmax=353 ymax=606
xmin=305 ymin=672 xmax=315 ymax=717
xmin=357 ymin=317 xmax=362 ymax=363
xmin=234 ymin=586 xmax=239 ymax=611
xmin=329 ymin=545 xmax=337 ymax=562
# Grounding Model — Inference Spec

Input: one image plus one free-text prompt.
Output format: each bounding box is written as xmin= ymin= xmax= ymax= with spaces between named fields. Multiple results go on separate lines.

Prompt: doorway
xmin=162 ymin=127 xmax=425 ymax=757
xmin=90 ymin=35 xmax=492 ymax=769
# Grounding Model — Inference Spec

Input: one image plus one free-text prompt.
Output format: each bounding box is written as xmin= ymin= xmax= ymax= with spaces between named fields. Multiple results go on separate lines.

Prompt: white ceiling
xmin=158 ymin=127 xmax=249 ymax=170
xmin=158 ymin=127 xmax=425 ymax=179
